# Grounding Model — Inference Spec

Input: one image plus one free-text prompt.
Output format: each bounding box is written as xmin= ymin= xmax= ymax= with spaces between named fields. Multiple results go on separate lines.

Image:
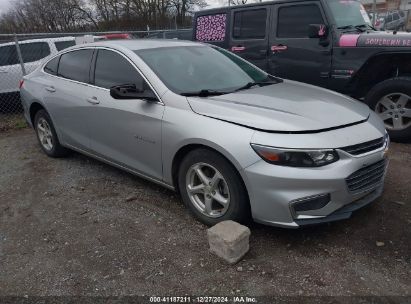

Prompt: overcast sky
xmin=0 ymin=0 xmax=12 ymax=14
xmin=0 ymin=0 xmax=227 ymax=14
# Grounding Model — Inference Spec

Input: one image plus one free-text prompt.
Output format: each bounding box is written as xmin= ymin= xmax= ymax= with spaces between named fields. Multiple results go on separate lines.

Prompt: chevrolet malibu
xmin=20 ymin=40 xmax=389 ymax=228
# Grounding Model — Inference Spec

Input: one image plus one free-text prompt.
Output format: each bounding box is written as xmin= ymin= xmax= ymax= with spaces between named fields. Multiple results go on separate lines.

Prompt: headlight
xmin=384 ymin=131 xmax=390 ymax=154
xmin=251 ymin=144 xmax=339 ymax=167
xmin=384 ymin=131 xmax=390 ymax=148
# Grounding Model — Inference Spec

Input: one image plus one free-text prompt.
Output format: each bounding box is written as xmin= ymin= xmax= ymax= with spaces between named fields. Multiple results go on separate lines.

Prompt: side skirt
xmin=64 ymin=143 xmax=175 ymax=191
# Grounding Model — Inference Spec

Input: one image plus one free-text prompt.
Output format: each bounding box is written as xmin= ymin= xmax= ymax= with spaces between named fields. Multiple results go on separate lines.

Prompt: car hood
xmin=340 ymin=31 xmax=411 ymax=47
xmin=187 ymin=80 xmax=370 ymax=133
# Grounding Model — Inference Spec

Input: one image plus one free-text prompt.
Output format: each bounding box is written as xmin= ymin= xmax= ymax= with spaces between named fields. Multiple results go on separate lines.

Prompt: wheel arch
xmin=350 ymin=52 xmax=411 ymax=98
xmin=29 ymin=102 xmax=65 ymax=144
xmin=29 ymin=101 xmax=46 ymax=126
xmin=170 ymin=142 xmax=250 ymax=201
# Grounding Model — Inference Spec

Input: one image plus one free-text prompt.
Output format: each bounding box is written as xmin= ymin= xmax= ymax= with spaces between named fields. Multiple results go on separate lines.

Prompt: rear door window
xmin=55 ymin=40 xmax=75 ymax=51
xmin=20 ymin=42 xmax=51 ymax=63
xmin=94 ymin=49 xmax=144 ymax=90
xmin=277 ymin=4 xmax=324 ymax=38
xmin=233 ymin=9 xmax=267 ymax=39
xmin=386 ymin=14 xmax=393 ymax=22
xmin=393 ymin=13 xmax=400 ymax=21
xmin=0 ymin=45 xmax=18 ymax=67
xmin=58 ymin=49 xmax=94 ymax=83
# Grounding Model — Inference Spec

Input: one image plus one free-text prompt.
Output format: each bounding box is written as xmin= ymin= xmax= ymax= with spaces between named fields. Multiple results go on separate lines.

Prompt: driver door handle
xmin=87 ymin=97 xmax=100 ymax=105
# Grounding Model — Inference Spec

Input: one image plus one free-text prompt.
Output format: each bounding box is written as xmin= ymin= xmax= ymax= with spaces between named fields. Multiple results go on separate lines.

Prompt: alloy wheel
xmin=185 ymin=163 xmax=230 ymax=218
xmin=37 ymin=118 xmax=53 ymax=151
xmin=375 ymin=93 xmax=411 ymax=130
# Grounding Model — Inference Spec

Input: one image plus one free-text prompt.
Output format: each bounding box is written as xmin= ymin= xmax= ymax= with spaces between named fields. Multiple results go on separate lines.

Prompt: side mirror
xmin=110 ymin=83 xmax=158 ymax=102
xmin=308 ymin=24 xmax=328 ymax=38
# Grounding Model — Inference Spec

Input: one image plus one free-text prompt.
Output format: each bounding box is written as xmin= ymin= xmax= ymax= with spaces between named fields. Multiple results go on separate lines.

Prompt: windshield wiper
xmin=337 ymin=24 xmax=366 ymax=33
xmin=180 ymin=89 xmax=228 ymax=97
xmin=180 ymin=76 xmax=281 ymax=96
xmin=355 ymin=23 xmax=377 ymax=31
xmin=234 ymin=80 xmax=278 ymax=92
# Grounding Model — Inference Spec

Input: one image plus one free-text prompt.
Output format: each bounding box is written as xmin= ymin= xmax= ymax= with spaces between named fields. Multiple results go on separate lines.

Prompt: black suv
xmin=193 ymin=0 xmax=411 ymax=141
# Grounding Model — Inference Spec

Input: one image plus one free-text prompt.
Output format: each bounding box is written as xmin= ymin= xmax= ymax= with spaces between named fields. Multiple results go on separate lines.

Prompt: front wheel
xmin=365 ymin=77 xmax=411 ymax=142
xmin=178 ymin=149 xmax=250 ymax=226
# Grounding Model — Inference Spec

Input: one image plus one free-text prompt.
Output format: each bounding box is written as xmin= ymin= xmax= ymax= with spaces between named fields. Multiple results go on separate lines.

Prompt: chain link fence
xmin=0 ymin=29 xmax=192 ymax=130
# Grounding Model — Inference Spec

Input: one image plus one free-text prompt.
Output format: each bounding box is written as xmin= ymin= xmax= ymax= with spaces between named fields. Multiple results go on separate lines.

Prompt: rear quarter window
xmin=44 ymin=56 xmax=60 ymax=75
xmin=196 ymin=14 xmax=227 ymax=42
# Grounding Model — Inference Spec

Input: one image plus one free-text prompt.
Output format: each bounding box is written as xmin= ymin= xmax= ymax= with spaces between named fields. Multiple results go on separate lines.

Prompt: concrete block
xmin=207 ymin=220 xmax=251 ymax=264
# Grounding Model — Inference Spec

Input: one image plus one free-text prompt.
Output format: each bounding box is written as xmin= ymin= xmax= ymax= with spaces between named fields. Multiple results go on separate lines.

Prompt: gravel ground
xmin=0 ymin=129 xmax=410 ymax=299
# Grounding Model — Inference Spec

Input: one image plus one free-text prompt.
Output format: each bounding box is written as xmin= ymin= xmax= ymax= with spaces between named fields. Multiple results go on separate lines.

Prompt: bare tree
xmin=0 ymin=0 xmax=207 ymax=33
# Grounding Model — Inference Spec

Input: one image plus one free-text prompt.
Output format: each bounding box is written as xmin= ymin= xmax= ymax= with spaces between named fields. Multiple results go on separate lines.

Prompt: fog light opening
xmin=292 ymin=194 xmax=331 ymax=213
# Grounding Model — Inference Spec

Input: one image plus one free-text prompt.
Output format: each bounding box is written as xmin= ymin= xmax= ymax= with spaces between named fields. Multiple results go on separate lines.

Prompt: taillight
xmin=19 ymin=80 xmax=24 ymax=89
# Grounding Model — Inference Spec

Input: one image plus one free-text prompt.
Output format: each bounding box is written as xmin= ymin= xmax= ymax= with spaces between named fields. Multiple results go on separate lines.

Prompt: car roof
xmin=72 ymin=39 xmax=202 ymax=51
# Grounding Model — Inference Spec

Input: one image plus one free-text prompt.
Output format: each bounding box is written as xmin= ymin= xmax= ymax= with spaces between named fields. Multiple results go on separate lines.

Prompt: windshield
xmin=135 ymin=46 xmax=270 ymax=95
xmin=328 ymin=0 xmax=372 ymax=28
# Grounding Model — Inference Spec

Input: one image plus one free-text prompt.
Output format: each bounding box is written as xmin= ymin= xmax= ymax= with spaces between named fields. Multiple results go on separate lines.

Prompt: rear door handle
xmin=231 ymin=46 xmax=246 ymax=52
xmin=271 ymin=45 xmax=288 ymax=53
xmin=86 ymin=97 xmax=100 ymax=105
xmin=45 ymin=86 xmax=56 ymax=93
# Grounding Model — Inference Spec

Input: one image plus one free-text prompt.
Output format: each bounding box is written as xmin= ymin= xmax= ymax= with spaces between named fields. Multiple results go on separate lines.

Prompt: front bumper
xmin=243 ymin=147 xmax=388 ymax=228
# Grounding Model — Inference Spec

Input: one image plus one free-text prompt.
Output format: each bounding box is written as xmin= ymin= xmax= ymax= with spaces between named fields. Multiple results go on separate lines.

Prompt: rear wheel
xmin=178 ymin=149 xmax=250 ymax=226
xmin=365 ymin=77 xmax=411 ymax=142
xmin=34 ymin=110 xmax=70 ymax=157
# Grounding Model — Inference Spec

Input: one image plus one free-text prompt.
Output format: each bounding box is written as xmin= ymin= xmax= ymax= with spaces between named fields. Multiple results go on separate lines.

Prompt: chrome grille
xmin=346 ymin=159 xmax=386 ymax=193
xmin=340 ymin=137 xmax=385 ymax=155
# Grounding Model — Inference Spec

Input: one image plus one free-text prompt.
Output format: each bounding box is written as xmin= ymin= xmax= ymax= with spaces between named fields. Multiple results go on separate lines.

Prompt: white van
xmin=0 ymin=37 xmax=75 ymax=95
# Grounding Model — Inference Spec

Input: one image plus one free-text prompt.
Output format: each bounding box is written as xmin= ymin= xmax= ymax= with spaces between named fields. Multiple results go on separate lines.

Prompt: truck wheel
xmin=365 ymin=77 xmax=411 ymax=142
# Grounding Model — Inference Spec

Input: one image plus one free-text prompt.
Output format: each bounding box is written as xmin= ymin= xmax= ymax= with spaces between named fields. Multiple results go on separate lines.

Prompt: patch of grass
xmin=14 ymin=117 xmax=28 ymax=129
xmin=0 ymin=114 xmax=28 ymax=132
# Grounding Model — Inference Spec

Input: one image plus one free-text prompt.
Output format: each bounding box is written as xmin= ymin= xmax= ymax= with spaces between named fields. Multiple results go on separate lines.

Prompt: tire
xmin=34 ymin=109 xmax=70 ymax=157
xmin=178 ymin=148 xmax=250 ymax=226
xmin=365 ymin=77 xmax=411 ymax=143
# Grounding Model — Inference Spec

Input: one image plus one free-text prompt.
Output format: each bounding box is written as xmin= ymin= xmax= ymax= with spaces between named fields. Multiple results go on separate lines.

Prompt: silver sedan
xmin=20 ymin=40 xmax=389 ymax=228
